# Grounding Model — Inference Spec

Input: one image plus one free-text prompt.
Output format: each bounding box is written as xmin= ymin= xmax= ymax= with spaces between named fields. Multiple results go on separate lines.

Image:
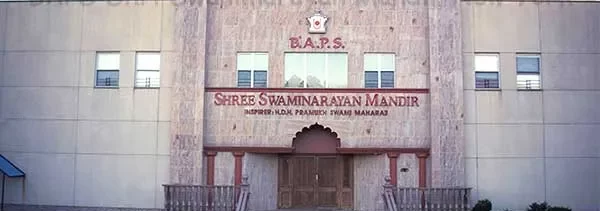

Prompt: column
xmin=387 ymin=152 xmax=400 ymax=186
xmin=205 ymin=151 xmax=217 ymax=185
xmin=233 ymin=152 xmax=245 ymax=186
xmin=416 ymin=152 xmax=429 ymax=188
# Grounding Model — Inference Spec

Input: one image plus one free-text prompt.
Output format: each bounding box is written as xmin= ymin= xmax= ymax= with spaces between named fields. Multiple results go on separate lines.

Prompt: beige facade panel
xmin=3 ymin=52 xmax=80 ymax=87
xmin=81 ymin=1 xmax=162 ymax=51
xmin=473 ymin=2 xmax=540 ymax=52
xmin=0 ymin=120 xmax=77 ymax=153
xmin=546 ymin=158 xmax=599 ymax=211
xmin=542 ymin=53 xmax=600 ymax=90
xmin=476 ymin=124 xmax=544 ymax=158
xmin=6 ymin=2 xmax=82 ymax=51
xmin=2 ymin=87 xmax=79 ymax=119
xmin=540 ymin=3 xmax=600 ymax=53
xmin=477 ymin=158 xmax=546 ymax=210
xmin=1 ymin=152 xmax=76 ymax=206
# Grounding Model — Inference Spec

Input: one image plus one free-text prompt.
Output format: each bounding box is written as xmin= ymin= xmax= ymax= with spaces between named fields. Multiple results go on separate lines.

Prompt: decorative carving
xmin=292 ymin=122 xmax=340 ymax=145
xmin=291 ymin=123 xmax=341 ymax=154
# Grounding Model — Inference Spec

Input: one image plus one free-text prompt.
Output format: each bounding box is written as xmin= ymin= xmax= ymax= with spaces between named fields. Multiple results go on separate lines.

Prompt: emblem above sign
xmin=307 ymin=10 xmax=328 ymax=34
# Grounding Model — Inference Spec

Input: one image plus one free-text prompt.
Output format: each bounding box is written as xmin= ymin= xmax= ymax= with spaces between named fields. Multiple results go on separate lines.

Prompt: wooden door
xmin=316 ymin=156 xmax=338 ymax=207
xmin=278 ymin=155 xmax=353 ymax=209
xmin=291 ymin=156 xmax=316 ymax=207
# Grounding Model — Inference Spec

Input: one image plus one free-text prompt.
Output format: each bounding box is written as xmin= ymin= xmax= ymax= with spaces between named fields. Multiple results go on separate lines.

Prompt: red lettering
xmin=304 ymin=37 xmax=315 ymax=48
xmin=333 ymin=37 xmax=343 ymax=49
xmin=319 ymin=37 xmax=329 ymax=48
xmin=412 ymin=96 xmax=419 ymax=107
xmin=214 ymin=92 xmax=224 ymax=105
xmin=320 ymin=96 xmax=329 ymax=106
xmin=258 ymin=92 xmax=268 ymax=106
xmin=289 ymin=37 xmax=300 ymax=48
xmin=365 ymin=94 xmax=379 ymax=106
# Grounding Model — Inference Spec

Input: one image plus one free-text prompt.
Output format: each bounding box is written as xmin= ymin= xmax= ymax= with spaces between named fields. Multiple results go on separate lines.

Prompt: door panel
xmin=278 ymin=155 xmax=354 ymax=209
xmin=291 ymin=157 xmax=316 ymax=208
xmin=317 ymin=156 xmax=338 ymax=207
xmin=278 ymin=156 xmax=292 ymax=208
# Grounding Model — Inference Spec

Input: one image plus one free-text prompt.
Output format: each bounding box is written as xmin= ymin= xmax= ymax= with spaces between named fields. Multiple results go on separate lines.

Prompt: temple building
xmin=0 ymin=0 xmax=598 ymax=211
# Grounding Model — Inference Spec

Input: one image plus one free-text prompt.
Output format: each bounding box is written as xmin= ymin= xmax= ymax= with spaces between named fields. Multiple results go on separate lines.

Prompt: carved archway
xmin=291 ymin=122 xmax=341 ymax=154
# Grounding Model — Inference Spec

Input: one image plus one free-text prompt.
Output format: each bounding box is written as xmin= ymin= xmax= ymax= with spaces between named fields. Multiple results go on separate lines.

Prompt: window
xmin=364 ymin=53 xmax=395 ymax=88
xmin=237 ymin=53 xmax=268 ymax=88
xmin=95 ymin=52 xmax=120 ymax=87
xmin=516 ymin=54 xmax=541 ymax=90
xmin=135 ymin=52 xmax=161 ymax=88
xmin=474 ymin=54 xmax=500 ymax=89
xmin=284 ymin=53 xmax=348 ymax=88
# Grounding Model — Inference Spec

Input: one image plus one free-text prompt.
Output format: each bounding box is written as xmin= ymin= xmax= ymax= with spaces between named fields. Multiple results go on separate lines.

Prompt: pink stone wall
xmin=170 ymin=0 xmax=465 ymax=193
xmin=204 ymin=1 xmax=430 ymax=89
xmin=204 ymin=91 xmax=430 ymax=148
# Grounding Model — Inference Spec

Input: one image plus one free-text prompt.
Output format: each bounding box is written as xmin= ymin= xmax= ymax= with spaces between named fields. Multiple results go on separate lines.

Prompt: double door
xmin=278 ymin=155 xmax=353 ymax=209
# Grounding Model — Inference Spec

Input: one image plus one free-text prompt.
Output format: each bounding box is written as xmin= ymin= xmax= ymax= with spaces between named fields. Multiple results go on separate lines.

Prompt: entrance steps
xmin=253 ymin=209 xmax=355 ymax=211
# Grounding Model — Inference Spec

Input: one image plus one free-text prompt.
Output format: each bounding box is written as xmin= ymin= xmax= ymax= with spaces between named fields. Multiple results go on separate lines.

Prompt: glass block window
xmin=516 ymin=54 xmax=541 ymax=90
xmin=95 ymin=52 xmax=120 ymax=87
xmin=364 ymin=53 xmax=395 ymax=88
xmin=135 ymin=52 xmax=161 ymax=88
xmin=237 ymin=53 xmax=268 ymax=88
xmin=474 ymin=54 xmax=500 ymax=89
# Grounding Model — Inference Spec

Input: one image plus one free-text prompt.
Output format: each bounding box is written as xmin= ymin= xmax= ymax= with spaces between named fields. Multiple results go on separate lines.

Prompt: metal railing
xmin=475 ymin=79 xmax=499 ymax=89
xmin=163 ymin=176 xmax=250 ymax=211
xmin=383 ymin=177 xmax=472 ymax=211
xmin=517 ymin=78 xmax=541 ymax=90
xmin=135 ymin=77 xmax=160 ymax=88
xmin=96 ymin=77 xmax=119 ymax=87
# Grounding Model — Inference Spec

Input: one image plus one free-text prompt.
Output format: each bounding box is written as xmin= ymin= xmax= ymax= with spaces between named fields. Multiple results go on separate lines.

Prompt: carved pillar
xmin=416 ymin=152 xmax=429 ymax=188
xmin=205 ymin=151 xmax=217 ymax=185
xmin=387 ymin=152 xmax=400 ymax=186
xmin=233 ymin=152 xmax=245 ymax=186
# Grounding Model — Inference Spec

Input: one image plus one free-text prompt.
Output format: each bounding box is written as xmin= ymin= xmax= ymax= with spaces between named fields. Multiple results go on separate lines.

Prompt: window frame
xmin=516 ymin=53 xmax=541 ymax=90
xmin=474 ymin=53 xmax=501 ymax=90
xmin=283 ymin=52 xmax=349 ymax=88
xmin=363 ymin=53 xmax=395 ymax=88
xmin=134 ymin=51 xmax=161 ymax=89
xmin=236 ymin=52 xmax=269 ymax=88
xmin=94 ymin=51 xmax=120 ymax=88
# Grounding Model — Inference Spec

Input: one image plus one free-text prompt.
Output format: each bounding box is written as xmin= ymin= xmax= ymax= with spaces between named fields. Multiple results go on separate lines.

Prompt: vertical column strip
xmin=387 ymin=152 xmax=400 ymax=186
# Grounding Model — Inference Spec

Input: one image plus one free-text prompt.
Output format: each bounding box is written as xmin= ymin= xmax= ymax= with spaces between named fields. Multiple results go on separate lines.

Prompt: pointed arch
xmin=291 ymin=122 xmax=340 ymax=154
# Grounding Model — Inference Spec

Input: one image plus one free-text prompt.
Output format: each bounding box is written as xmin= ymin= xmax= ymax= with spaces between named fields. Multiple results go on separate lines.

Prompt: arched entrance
xmin=277 ymin=123 xmax=353 ymax=209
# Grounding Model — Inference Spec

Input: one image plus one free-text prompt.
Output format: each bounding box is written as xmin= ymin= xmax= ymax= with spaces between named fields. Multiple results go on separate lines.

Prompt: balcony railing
xmin=96 ymin=77 xmax=119 ymax=87
xmin=383 ymin=177 xmax=472 ymax=211
xmin=135 ymin=77 xmax=160 ymax=88
xmin=517 ymin=78 xmax=541 ymax=90
xmin=475 ymin=79 xmax=499 ymax=89
xmin=163 ymin=176 xmax=249 ymax=211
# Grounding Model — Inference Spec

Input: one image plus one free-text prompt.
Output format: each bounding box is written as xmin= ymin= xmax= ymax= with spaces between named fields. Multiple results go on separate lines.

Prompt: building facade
xmin=0 ymin=0 xmax=598 ymax=211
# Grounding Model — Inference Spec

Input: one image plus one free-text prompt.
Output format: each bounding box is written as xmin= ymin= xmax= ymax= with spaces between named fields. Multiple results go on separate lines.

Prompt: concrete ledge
xmin=3 ymin=204 xmax=162 ymax=211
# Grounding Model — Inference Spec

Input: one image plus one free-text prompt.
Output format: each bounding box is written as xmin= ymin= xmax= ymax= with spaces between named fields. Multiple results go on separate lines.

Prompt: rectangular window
xmin=284 ymin=53 xmax=348 ymax=88
xmin=516 ymin=54 xmax=541 ymax=90
xmin=95 ymin=52 xmax=120 ymax=87
xmin=135 ymin=52 xmax=161 ymax=88
xmin=364 ymin=53 xmax=395 ymax=88
xmin=237 ymin=53 xmax=268 ymax=88
xmin=474 ymin=53 xmax=500 ymax=89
